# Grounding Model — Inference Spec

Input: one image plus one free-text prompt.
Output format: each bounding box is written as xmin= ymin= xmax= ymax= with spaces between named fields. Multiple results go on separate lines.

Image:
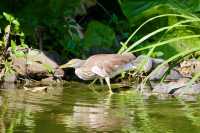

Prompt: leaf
xmin=12 ymin=20 xmax=20 ymax=26
xmin=152 ymin=51 xmax=164 ymax=58
xmin=13 ymin=20 xmax=20 ymax=32
xmin=3 ymin=12 xmax=15 ymax=23
xmin=3 ymin=60 xmax=14 ymax=74
xmin=11 ymin=40 xmax=26 ymax=57
xmin=4 ymin=25 xmax=11 ymax=33
xmin=14 ymin=51 xmax=25 ymax=57
xmin=11 ymin=40 xmax=17 ymax=52
xmin=42 ymin=64 xmax=54 ymax=74
xmin=83 ymin=21 xmax=115 ymax=54
xmin=120 ymin=0 xmax=163 ymax=24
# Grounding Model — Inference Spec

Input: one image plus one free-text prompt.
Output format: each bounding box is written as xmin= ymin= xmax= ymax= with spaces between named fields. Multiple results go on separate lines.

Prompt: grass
xmin=118 ymin=13 xmax=197 ymax=54
xmin=118 ymin=13 xmax=200 ymax=88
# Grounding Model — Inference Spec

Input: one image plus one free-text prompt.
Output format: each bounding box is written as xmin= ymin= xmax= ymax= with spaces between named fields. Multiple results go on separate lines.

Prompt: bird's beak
xmin=59 ymin=63 xmax=72 ymax=69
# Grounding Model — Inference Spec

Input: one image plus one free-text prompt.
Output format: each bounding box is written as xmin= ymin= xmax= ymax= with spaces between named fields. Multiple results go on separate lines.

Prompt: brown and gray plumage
xmin=59 ymin=53 xmax=152 ymax=93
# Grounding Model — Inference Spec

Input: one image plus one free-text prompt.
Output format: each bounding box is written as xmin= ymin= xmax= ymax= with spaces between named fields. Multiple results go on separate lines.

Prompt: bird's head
xmin=59 ymin=59 xmax=85 ymax=69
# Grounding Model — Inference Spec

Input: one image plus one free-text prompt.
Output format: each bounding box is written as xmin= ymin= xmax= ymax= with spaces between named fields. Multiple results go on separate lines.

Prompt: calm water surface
xmin=0 ymin=82 xmax=200 ymax=133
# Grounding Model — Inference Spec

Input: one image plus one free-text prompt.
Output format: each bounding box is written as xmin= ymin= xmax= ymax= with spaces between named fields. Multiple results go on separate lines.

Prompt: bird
xmin=59 ymin=53 xmax=152 ymax=93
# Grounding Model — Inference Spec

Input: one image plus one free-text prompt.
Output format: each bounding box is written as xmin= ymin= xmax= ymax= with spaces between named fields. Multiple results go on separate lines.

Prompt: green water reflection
xmin=0 ymin=82 xmax=200 ymax=133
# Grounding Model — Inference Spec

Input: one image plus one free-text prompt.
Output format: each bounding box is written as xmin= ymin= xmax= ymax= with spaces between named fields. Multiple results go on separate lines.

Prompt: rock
xmin=151 ymin=58 xmax=165 ymax=68
xmin=149 ymin=65 xmax=183 ymax=81
xmin=165 ymin=69 xmax=183 ymax=80
xmin=11 ymin=48 xmax=64 ymax=80
xmin=133 ymin=55 xmax=153 ymax=73
xmin=177 ymin=59 xmax=200 ymax=78
xmin=174 ymin=83 xmax=200 ymax=95
xmin=148 ymin=57 xmax=183 ymax=81
xmin=151 ymin=78 xmax=200 ymax=96
xmin=149 ymin=65 xmax=168 ymax=81
xmin=54 ymin=68 xmax=65 ymax=78
xmin=44 ymin=51 xmax=63 ymax=64
xmin=151 ymin=80 xmax=187 ymax=94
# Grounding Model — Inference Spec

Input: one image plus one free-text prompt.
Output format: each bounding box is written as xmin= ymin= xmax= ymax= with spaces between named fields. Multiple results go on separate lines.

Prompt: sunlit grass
xmin=118 ymin=13 xmax=198 ymax=54
xmin=118 ymin=13 xmax=200 ymax=89
xmin=132 ymin=35 xmax=200 ymax=53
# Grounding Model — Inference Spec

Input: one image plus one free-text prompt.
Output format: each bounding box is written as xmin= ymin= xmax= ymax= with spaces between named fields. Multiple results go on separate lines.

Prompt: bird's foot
xmin=88 ymin=83 xmax=94 ymax=88
xmin=105 ymin=77 xmax=114 ymax=94
xmin=109 ymin=90 xmax=114 ymax=94
xmin=88 ymin=84 xmax=101 ymax=95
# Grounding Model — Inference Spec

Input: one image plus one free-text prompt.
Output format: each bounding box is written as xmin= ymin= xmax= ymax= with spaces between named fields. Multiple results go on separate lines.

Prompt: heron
xmin=59 ymin=53 xmax=152 ymax=93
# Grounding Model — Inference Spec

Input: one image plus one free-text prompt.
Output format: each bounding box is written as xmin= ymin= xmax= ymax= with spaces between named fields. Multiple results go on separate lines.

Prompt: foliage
xmin=117 ymin=1 xmax=200 ymax=83
xmin=0 ymin=12 xmax=28 ymax=75
xmin=1 ymin=0 xmax=200 ymax=61
xmin=0 ymin=0 xmax=99 ymax=59
xmin=2 ymin=12 xmax=27 ymax=50
xmin=83 ymin=21 xmax=116 ymax=56
xmin=120 ymin=0 xmax=200 ymax=24
xmin=118 ymin=1 xmax=200 ymax=59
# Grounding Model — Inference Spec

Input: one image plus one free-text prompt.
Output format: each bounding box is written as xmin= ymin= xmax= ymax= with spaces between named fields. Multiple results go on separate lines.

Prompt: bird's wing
xmin=91 ymin=59 xmax=134 ymax=78
xmin=87 ymin=53 xmax=137 ymax=77
xmin=91 ymin=65 xmax=108 ymax=78
xmin=75 ymin=68 xmax=97 ymax=80
xmin=102 ymin=57 xmax=134 ymax=73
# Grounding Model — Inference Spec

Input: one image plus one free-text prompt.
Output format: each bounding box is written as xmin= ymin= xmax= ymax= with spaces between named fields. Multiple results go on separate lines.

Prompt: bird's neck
xmin=75 ymin=60 xmax=86 ymax=68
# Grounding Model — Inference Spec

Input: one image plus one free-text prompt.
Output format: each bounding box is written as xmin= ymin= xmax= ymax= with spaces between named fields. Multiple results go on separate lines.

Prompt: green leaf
xmin=3 ymin=12 xmax=15 ymax=23
xmin=12 ymin=20 xmax=20 ymax=26
xmin=152 ymin=51 xmax=164 ymax=58
xmin=11 ymin=40 xmax=26 ymax=57
xmin=3 ymin=60 xmax=14 ymax=74
xmin=43 ymin=64 xmax=54 ymax=74
xmin=11 ymin=40 xmax=16 ymax=52
xmin=83 ymin=21 xmax=115 ymax=54
xmin=120 ymin=0 xmax=163 ymax=24
xmin=13 ymin=20 xmax=20 ymax=32
xmin=14 ymin=51 xmax=25 ymax=57
xmin=20 ymin=32 xmax=24 ymax=37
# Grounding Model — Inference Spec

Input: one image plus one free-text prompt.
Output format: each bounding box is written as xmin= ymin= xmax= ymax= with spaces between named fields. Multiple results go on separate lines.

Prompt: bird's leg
xmin=88 ymin=84 xmax=100 ymax=95
xmin=88 ymin=78 xmax=98 ymax=93
xmin=99 ymin=78 xmax=104 ymax=86
xmin=105 ymin=77 xmax=113 ymax=94
xmin=89 ymin=78 xmax=97 ymax=87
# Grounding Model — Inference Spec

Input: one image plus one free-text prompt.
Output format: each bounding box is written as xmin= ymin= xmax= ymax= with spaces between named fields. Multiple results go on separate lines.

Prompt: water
xmin=0 ymin=82 xmax=200 ymax=133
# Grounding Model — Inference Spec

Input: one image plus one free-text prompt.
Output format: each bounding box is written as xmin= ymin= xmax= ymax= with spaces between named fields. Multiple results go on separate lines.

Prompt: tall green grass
xmin=119 ymin=13 xmax=200 ymax=87
xmin=118 ymin=14 xmax=199 ymax=54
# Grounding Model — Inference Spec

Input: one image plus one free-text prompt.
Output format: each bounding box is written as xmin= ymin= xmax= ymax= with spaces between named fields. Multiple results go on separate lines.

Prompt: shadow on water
xmin=0 ymin=82 xmax=200 ymax=133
